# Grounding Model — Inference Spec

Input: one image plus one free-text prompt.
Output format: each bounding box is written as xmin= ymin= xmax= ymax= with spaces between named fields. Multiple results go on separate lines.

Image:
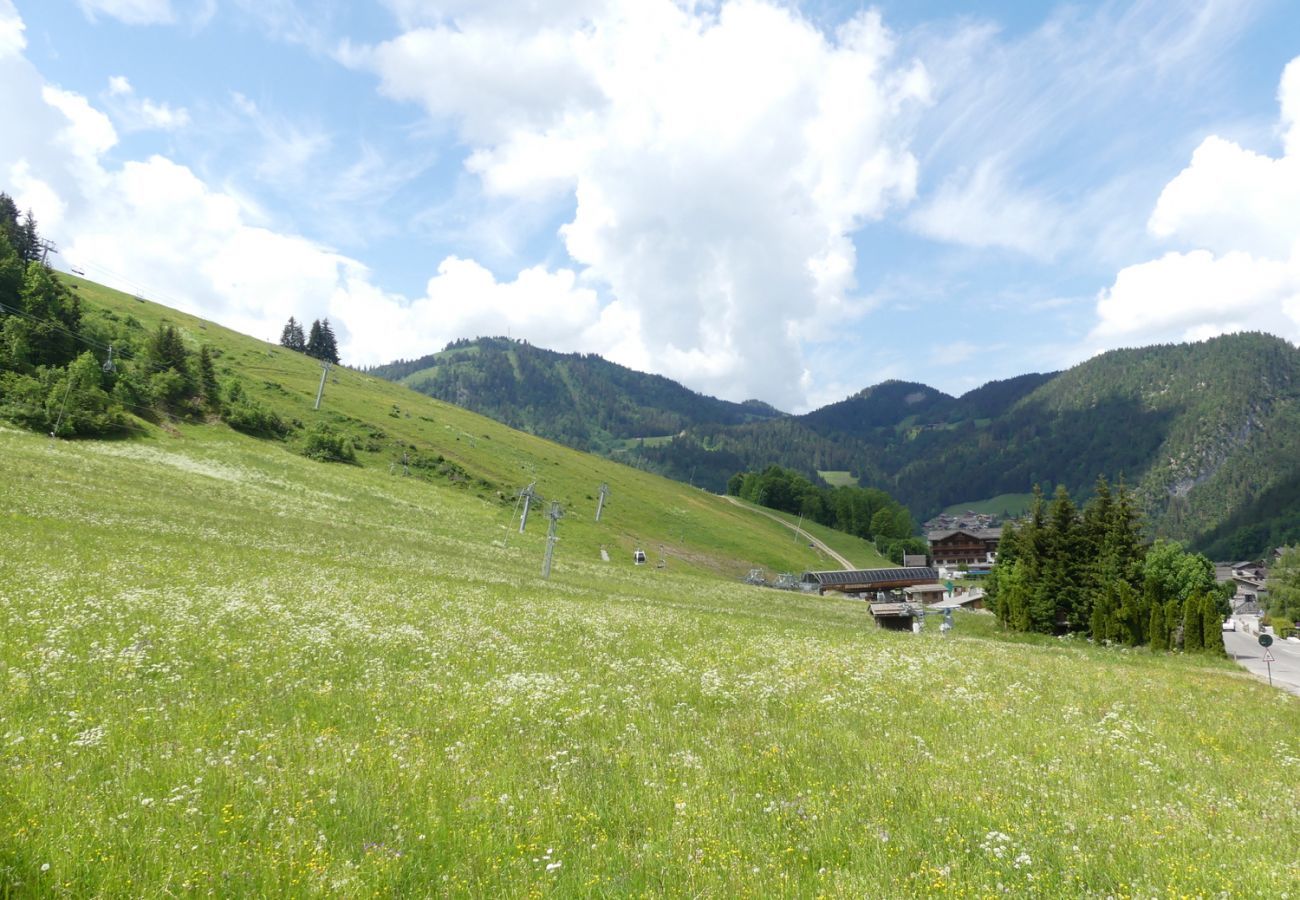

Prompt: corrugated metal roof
xmin=804 ymin=567 xmax=938 ymax=587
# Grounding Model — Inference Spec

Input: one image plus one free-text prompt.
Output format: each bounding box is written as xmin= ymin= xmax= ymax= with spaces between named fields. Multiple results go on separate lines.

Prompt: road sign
xmin=1262 ymin=649 xmax=1276 ymax=663
xmin=1259 ymin=633 xmax=1273 ymax=647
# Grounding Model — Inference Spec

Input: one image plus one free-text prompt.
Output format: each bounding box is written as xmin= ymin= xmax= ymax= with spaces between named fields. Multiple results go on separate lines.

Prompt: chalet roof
xmin=927 ymin=527 xmax=1002 ymax=542
xmin=903 ymin=583 xmax=947 ymax=595
xmin=802 ymin=567 xmax=938 ymax=589
xmin=868 ymin=602 xmax=915 ymax=617
xmin=931 ymin=593 xmax=985 ymax=609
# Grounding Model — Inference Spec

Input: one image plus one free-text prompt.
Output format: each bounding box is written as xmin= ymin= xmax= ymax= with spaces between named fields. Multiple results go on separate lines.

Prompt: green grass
xmin=942 ymin=493 xmax=1036 ymax=519
xmin=608 ymin=434 xmax=678 ymax=453
xmin=3 ymin=282 xmax=1300 ymax=896
xmin=816 ymin=470 xmax=857 ymax=488
xmin=722 ymin=496 xmax=891 ymax=570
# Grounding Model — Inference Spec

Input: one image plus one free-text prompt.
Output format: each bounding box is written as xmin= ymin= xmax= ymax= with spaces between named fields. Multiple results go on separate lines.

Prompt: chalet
xmin=928 ymin=527 xmax=1001 ymax=567
xmin=800 ymin=566 xmax=939 ymax=596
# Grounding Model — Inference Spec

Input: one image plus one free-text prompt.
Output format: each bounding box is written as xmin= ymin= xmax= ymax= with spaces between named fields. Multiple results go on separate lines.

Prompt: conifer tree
xmin=18 ymin=210 xmax=40 ymax=263
xmin=305 ymin=319 xmax=324 ymax=359
xmin=1044 ymin=484 xmax=1082 ymax=630
xmin=0 ymin=192 xmax=20 ymax=250
xmin=1202 ymin=593 xmax=1225 ymax=655
xmin=318 ymin=318 xmax=340 ymax=364
xmin=198 ymin=345 xmax=221 ymax=411
xmin=1182 ymin=593 xmax=1205 ymax=651
xmin=280 ymin=317 xmax=306 ymax=351
xmin=1078 ymin=476 xmax=1113 ymax=623
xmin=1149 ymin=600 xmax=1168 ymax=651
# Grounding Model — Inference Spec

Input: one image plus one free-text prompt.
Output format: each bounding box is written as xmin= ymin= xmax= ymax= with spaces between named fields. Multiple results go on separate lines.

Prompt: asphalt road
xmin=1224 ymin=628 xmax=1300 ymax=696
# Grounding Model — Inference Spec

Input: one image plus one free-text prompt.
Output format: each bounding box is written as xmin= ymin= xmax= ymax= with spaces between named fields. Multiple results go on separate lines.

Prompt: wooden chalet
xmin=927 ymin=528 xmax=1001 ymax=567
xmin=800 ymin=566 xmax=939 ymax=596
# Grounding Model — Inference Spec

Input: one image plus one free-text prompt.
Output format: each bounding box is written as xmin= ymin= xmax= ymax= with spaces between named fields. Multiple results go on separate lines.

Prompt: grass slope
xmin=941 ymin=493 xmax=1035 ymax=520
xmin=722 ymin=496 xmax=891 ymax=570
xmin=2 ymin=282 xmax=1299 ymax=896
xmin=56 ymin=275 xmax=834 ymax=581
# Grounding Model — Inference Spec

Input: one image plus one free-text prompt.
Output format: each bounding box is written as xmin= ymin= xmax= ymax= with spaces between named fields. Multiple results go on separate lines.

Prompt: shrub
xmin=301 ymin=424 xmax=356 ymax=463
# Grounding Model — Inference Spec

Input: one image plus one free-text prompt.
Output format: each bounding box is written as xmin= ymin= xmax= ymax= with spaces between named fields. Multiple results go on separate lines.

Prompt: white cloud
xmin=102 ymin=75 xmax=191 ymax=131
xmin=78 ymin=0 xmax=175 ymax=26
xmin=908 ymin=159 xmax=1065 ymax=258
xmin=355 ymin=0 xmax=928 ymax=407
xmin=1282 ymin=57 xmax=1300 ymax=157
xmin=1092 ymin=55 xmax=1300 ymax=347
xmin=0 ymin=0 xmax=25 ymax=60
xmin=0 ymin=13 xmax=601 ymax=371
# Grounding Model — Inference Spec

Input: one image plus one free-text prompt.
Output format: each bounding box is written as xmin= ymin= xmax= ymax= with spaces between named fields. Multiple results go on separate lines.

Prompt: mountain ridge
xmin=374 ymin=333 xmax=1300 ymax=557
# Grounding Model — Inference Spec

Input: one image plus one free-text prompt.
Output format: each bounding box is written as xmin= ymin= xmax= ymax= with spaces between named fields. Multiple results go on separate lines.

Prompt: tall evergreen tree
xmin=1044 ymin=484 xmax=1082 ymax=629
xmin=318 ymin=318 xmax=340 ymax=364
xmin=1182 ymin=593 xmax=1205 ymax=651
xmin=280 ymin=317 xmax=306 ymax=351
xmin=1201 ymin=593 xmax=1225 ymax=655
xmin=305 ymin=319 xmax=325 ymax=360
xmin=1149 ymin=599 xmax=1168 ymax=651
xmin=18 ymin=210 xmax=41 ymax=263
xmin=198 ymin=345 xmax=221 ymax=411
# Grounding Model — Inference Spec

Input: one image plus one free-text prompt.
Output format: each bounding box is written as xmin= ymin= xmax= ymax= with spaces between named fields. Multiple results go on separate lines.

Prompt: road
xmin=721 ymin=496 xmax=855 ymax=570
xmin=1224 ymin=629 xmax=1300 ymax=696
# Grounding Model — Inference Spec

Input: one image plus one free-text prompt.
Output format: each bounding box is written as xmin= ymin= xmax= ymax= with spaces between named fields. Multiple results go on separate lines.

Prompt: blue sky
xmin=1 ymin=0 xmax=1298 ymax=412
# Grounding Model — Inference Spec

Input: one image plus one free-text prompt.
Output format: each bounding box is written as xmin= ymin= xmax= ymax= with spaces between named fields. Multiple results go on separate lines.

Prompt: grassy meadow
xmin=941 ymin=494 xmax=1036 ymax=521
xmin=2 ymin=282 xmax=1300 ymax=896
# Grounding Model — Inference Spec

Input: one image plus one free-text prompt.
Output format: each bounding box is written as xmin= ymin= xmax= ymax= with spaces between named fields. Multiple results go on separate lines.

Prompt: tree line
xmin=279 ymin=316 xmax=340 ymax=364
xmin=726 ymin=464 xmax=927 ymax=564
xmin=0 ymin=190 xmax=290 ymax=440
xmin=988 ymin=479 xmax=1231 ymax=653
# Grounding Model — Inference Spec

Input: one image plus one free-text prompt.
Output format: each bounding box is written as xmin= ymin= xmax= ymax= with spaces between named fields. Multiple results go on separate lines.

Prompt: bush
xmin=301 ymin=424 xmax=356 ymax=463
xmin=225 ymin=399 xmax=291 ymax=439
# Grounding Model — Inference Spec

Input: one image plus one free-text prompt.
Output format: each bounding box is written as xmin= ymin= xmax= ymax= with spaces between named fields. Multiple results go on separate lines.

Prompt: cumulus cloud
xmin=354 ymin=0 xmax=928 ymax=407
xmin=0 ymin=5 xmax=604 ymax=369
xmin=0 ymin=0 xmax=25 ymax=60
xmin=1092 ymin=55 xmax=1300 ymax=346
xmin=77 ymin=0 xmax=175 ymax=26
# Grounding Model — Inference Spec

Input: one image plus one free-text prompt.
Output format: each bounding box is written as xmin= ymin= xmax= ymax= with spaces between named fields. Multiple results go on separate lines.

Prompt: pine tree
xmin=1201 ymin=593 xmax=1225 ymax=655
xmin=1044 ymin=484 xmax=1082 ymax=630
xmin=198 ymin=345 xmax=221 ymax=411
xmin=1149 ymin=599 xmax=1168 ymax=651
xmin=318 ymin=318 xmax=340 ymax=364
xmin=18 ymin=210 xmax=41 ymax=263
xmin=305 ymin=319 xmax=325 ymax=360
xmin=280 ymin=317 xmax=306 ymax=351
xmin=1182 ymin=593 xmax=1205 ymax=651
xmin=0 ymin=192 xmax=21 ymax=252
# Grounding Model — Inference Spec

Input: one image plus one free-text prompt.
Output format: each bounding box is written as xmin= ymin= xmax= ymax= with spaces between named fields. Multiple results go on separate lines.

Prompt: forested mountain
xmin=366 ymin=337 xmax=784 ymax=452
xmin=373 ymin=333 xmax=1300 ymax=558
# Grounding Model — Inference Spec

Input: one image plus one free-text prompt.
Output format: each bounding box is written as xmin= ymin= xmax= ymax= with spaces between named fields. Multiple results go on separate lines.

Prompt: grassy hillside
xmin=942 ymin=493 xmax=1035 ymax=520
xmin=721 ymin=496 xmax=892 ymax=570
xmin=4 ymin=417 xmax=1300 ymax=895
xmin=4 ymin=281 xmax=1300 ymax=895
xmin=47 ymin=276 xmax=839 ymax=581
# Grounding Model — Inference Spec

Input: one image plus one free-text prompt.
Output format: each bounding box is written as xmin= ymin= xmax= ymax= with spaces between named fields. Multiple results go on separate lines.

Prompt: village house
xmin=927 ymin=527 xmax=1002 ymax=567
